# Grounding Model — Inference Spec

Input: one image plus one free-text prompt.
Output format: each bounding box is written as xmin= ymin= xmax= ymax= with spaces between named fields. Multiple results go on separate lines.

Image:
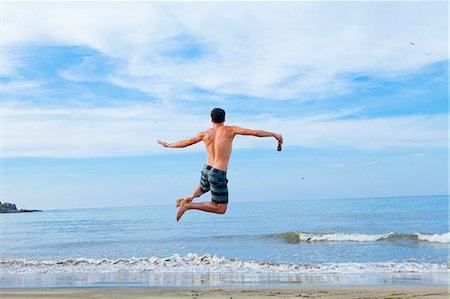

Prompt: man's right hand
xmin=157 ymin=140 xmax=169 ymax=147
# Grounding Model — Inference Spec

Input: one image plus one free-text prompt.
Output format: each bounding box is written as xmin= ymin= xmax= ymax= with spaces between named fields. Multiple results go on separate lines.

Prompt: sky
xmin=1 ymin=1 xmax=448 ymax=210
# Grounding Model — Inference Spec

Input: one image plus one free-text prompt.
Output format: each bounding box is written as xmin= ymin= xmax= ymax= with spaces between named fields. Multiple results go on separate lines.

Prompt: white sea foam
xmin=414 ymin=232 xmax=450 ymax=243
xmin=274 ymin=232 xmax=450 ymax=243
xmin=296 ymin=232 xmax=394 ymax=242
xmin=1 ymin=253 xmax=447 ymax=274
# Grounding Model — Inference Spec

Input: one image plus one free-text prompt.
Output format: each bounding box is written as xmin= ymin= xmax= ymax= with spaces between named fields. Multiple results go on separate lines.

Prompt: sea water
xmin=0 ymin=195 xmax=448 ymax=287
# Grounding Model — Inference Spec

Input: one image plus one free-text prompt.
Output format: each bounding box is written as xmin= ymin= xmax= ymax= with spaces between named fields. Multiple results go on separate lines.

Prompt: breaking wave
xmin=1 ymin=253 xmax=448 ymax=274
xmin=415 ymin=233 xmax=450 ymax=243
xmin=268 ymin=232 xmax=450 ymax=244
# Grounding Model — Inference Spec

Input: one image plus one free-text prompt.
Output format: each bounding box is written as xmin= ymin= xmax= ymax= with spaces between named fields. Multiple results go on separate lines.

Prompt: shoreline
xmin=0 ymin=285 xmax=448 ymax=298
xmin=2 ymin=272 xmax=448 ymax=288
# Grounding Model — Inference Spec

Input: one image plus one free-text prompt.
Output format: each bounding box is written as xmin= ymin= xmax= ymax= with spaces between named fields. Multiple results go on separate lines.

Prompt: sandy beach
xmin=0 ymin=286 xmax=448 ymax=299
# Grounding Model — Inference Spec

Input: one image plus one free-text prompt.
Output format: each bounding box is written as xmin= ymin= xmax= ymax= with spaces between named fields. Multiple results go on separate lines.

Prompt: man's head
xmin=211 ymin=108 xmax=225 ymax=123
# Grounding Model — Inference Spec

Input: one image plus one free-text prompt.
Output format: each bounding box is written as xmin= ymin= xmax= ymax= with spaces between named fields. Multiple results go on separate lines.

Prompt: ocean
xmin=0 ymin=195 xmax=448 ymax=287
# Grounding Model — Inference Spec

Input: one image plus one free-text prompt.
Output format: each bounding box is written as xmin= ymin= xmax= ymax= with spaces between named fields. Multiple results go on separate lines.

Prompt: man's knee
xmin=217 ymin=204 xmax=227 ymax=214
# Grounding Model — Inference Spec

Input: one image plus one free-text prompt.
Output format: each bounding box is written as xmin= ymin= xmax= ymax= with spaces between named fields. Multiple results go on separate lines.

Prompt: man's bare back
xmin=200 ymin=125 xmax=234 ymax=171
xmin=157 ymin=108 xmax=282 ymax=221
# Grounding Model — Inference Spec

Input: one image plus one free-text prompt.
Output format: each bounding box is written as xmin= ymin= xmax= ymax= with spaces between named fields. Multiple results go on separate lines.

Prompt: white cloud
xmin=322 ymin=161 xmax=380 ymax=168
xmin=1 ymin=80 xmax=41 ymax=92
xmin=2 ymin=103 xmax=447 ymax=158
xmin=2 ymin=1 xmax=447 ymax=101
xmin=2 ymin=2 xmax=446 ymax=158
xmin=1 ymin=103 xmax=207 ymax=158
xmin=264 ymin=114 xmax=448 ymax=151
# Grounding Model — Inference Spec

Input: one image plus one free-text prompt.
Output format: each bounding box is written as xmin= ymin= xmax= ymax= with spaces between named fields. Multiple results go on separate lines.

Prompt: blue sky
xmin=1 ymin=1 xmax=448 ymax=209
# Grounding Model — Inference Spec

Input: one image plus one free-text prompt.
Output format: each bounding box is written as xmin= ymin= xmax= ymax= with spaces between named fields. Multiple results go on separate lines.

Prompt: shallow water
xmin=0 ymin=195 xmax=448 ymax=287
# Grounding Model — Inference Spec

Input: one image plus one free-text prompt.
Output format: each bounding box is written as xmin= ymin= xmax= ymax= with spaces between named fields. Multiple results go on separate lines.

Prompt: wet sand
xmin=0 ymin=285 xmax=448 ymax=298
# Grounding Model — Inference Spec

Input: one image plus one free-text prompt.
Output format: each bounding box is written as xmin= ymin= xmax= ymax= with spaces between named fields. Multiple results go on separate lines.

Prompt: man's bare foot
xmin=176 ymin=197 xmax=193 ymax=207
xmin=176 ymin=204 xmax=188 ymax=221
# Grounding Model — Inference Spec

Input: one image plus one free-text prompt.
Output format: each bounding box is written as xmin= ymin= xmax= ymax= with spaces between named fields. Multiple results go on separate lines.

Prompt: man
xmin=157 ymin=108 xmax=283 ymax=221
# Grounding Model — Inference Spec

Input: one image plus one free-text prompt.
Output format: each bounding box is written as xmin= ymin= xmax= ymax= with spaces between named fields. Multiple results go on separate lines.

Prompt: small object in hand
xmin=277 ymin=143 xmax=282 ymax=151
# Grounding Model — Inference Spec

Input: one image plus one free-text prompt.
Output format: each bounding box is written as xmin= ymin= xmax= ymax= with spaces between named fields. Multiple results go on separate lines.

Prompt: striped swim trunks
xmin=199 ymin=164 xmax=229 ymax=204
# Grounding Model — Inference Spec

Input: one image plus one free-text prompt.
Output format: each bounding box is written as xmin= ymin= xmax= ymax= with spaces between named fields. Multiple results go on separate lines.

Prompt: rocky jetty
xmin=0 ymin=202 xmax=42 ymax=213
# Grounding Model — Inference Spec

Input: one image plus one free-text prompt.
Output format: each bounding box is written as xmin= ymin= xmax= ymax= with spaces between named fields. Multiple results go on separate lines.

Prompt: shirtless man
xmin=157 ymin=108 xmax=283 ymax=221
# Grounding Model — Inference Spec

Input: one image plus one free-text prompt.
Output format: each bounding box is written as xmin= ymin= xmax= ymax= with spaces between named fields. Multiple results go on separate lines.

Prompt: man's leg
xmin=177 ymin=165 xmax=211 ymax=207
xmin=176 ymin=202 xmax=227 ymax=221
xmin=176 ymin=186 xmax=205 ymax=207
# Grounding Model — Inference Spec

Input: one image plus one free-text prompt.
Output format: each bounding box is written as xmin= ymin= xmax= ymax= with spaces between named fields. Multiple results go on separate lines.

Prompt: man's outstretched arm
xmin=232 ymin=126 xmax=283 ymax=145
xmin=157 ymin=133 xmax=204 ymax=148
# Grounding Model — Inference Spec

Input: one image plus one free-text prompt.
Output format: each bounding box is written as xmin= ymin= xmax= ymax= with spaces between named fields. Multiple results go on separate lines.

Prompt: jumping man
xmin=157 ymin=108 xmax=283 ymax=221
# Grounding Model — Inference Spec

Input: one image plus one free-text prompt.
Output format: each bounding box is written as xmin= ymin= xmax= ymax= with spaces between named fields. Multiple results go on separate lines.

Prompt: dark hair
xmin=211 ymin=108 xmax=225 ymax=123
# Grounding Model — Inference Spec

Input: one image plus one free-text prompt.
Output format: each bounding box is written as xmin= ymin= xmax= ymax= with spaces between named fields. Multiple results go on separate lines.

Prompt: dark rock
xmin=0 ymin=202 xmax=42 ymax=213
xmin=0 ymin=202 xmax=17 ymax=212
